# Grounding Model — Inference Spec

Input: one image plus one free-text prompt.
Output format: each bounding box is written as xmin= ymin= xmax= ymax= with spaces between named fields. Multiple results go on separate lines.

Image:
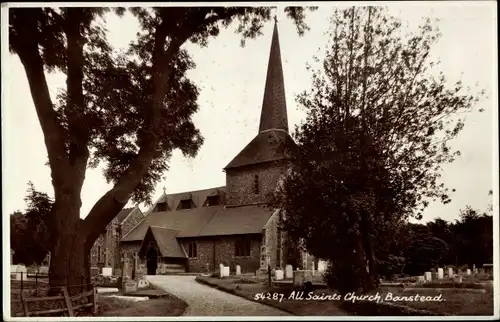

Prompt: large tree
xmin=8 ymin=6 xmax=315 ymax=292
xmin=271 ymin=6 xmax=484 ymax=293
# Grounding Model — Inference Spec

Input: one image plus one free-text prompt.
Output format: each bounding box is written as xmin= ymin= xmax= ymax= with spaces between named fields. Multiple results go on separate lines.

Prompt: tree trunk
xmin=49 ymin=229 xmax=88 ymax=295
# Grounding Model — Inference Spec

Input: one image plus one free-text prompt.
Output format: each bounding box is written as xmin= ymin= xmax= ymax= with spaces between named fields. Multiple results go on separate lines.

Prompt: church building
xmin=119 ymin=19 xmax=298 ymax=275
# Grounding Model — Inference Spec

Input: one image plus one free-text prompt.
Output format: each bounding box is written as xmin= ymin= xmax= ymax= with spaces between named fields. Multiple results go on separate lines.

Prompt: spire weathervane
xmin=274 ymin=15 xmax=277 ymax=23
xmin=162 ymin=186 xmax=166 ymax=194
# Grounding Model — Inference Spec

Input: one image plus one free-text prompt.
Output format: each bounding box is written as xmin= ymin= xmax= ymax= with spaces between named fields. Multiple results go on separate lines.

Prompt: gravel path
xmin=146 ymin=275 xmax=290 ymax=316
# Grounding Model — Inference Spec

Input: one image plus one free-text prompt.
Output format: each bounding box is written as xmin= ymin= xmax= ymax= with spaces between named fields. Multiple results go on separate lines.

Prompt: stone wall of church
xmin=181 ymin=235 xmax=262 ymax=274
xmin=225 ymin=161 xmax=286 ymax=206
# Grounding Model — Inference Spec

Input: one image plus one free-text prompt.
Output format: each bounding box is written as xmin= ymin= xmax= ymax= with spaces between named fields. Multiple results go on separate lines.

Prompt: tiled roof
xmin=224 ymin=129 xmax=297 ymax=170
xmin=122 ymin=205 xmax=222 ymax=242
xmin=197 ymin=205 xmax=274 ymax=237
xmin=153 ymin=186 xmax=226 ymax=212
xmin=122 ymin=204 xmax=274 ymax=241
xmin=115 ymin=207 xmax=134 ymax=223
xmin=149 ymin=226 xmax=186 ymax=258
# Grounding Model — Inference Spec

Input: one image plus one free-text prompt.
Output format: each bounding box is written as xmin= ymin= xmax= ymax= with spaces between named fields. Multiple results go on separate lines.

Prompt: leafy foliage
xmin=10 ymin=183 xmax=53 ymax=265
xmin=8 ymin=6 xmax=315 ymax=285
xmin=271 ymin=6 xmax=485 ymax=293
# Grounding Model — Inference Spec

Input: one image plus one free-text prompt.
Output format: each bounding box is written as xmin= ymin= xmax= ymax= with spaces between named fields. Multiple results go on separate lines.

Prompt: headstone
xmin=417 ymin=275 xmax=425 ymax=283
xmin=293 ymin=270 xmax=313 ymax=287
xmin=437 ymin=268 xmax=444 ymax=279
xmin=11 ymin=265 xmax=27 ymax=281
xmin=39 ymin=266 xmax=49 ymax=275
xmin=424 ymin=271 xmax=432 ymax=282
xmin=138 ymin=279 xmax=149 ymax=289
xmin=453 ymin=275 xmax=463 ymax=283
xmin=474 ymin=268 xmax=478 ymax=274
xmin=275 ymin=269 xmax=284 ymax=280
xmin=236 ymin=265 xmax=241 ymax=276
xmin=223 ymin=266 xmax=230 ymax=277
xmin=123 ymin=280 xmax=138 ymax=293
xmin=285 ymin=265 xmax=293 ymax=279
xmin=102 ymin=267 xmax=112 ymax=277
xmin=447 ymin=267 xmax=453 ymax=278
xmin=219 ymin=264 xmax=224 ymax=277
xmin=311 ymin=262 xmax=315 ymax=276
xmin=466 ymin=269 xmax=471 ymax=275
xmin=317 ymin=260 xmax=327 ymax=273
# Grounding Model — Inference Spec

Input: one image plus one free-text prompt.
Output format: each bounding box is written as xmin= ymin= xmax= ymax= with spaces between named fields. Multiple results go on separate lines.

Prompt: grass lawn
xmin=98 ymin=295 xmax=187 ymax=316
xmin=375 ymin=286 xmax=494 ymax=316
xmin=196 ymin=276 xmax=348 ymax=316
xmin=196 ymin=276 xmax=494 ymax=316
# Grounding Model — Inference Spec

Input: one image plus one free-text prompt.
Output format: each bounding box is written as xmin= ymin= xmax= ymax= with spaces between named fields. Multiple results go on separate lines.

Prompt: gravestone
xmin=39 ymin=266 xmax=49 ymax=275
xmin=417 ymin=275 xmax=425 ymax=283
xmin=424 ymin=271 xmax=432 ymax=282
xmin=453 ymin=275 xmax=463 ymax=283
xmin=447 ymin=267 xmax=453 ymax=278
xmin=285 ymin=265 xmax=293 ymax=279
xmin=317 ymin=260 xmax=327 ymax=273
xmin=11 ymin=264 xmax=27 ymax=281
xmin=123 ymin=280 xmax=138 ymax=293
xmin=219 ymin=264 xmax=224 ymax=277
xmin=311 ymin=262 xmax=315 ymax=276
xmin=466 ymin=269 xmax=471 ymax=275
xmin=102 ymin=267 xmax=112 ymax=277
xmin=437 ymin=268 xmax=444 ymax=279
xmin=138 ymin=279 xmax=149 ymax=289
xmin=293 ymin=270 xmax=313 ymax=288
xmin=275 ymin=269 xmax=284 ymax=280
xmin=236 ymin=265 xmax=241 ymax=276
xmin=223 ymin=266 xmax=230 ymax=277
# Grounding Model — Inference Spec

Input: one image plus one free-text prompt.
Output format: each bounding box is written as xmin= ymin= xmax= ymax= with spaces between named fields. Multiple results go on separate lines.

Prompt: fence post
xmin=92 ymin=283 xmax=98 ymax=315
xmin=35 ymin=272 xmax=38 ymax=296
xmin=20 ymin=271 xmax=24 ymax=292
xmin=61 ymin=286 xmax=74 ymax=317
xmin=20 ymin=290 xmax=30 ymax=317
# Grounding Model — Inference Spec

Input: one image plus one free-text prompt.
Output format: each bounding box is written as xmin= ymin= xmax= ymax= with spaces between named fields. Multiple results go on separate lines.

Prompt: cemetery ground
xmin=10 ymin=276 xmax=188 ymax=317
xmin=195 ymin=272 xmax=494 ymax=316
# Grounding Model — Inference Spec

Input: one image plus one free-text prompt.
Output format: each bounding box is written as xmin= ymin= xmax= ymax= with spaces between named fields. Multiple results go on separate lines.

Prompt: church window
xmin=156 ymin=202 xmax=168 ymax=212
xmin=204 ymin=195 xmax=220 ymax=207
xmin=235 ymin=238 xmax=251 ymax=257
xmin=178 ymin=199 xmax=193 ymax=210
xmin=187 ymin=242 xmax=197 ymax=258
xmin=253 ymin=174 xmax=259 ymax=194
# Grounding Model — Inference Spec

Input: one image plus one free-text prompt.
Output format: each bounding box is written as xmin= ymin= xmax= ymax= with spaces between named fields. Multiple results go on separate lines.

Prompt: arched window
xmin=254 ymin=174 xmax=259 ymax=194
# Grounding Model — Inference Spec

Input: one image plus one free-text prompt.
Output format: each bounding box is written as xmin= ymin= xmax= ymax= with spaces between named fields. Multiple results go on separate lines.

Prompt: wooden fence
xmin=12 ymin=285 xmax=98 ymax=317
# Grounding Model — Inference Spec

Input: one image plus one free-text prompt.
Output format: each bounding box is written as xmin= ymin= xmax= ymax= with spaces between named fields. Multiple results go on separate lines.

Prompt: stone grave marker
xmin=275 ymin=269 xmax=284 ymax=280
xmin=223 ymin=266 xmax=230 ymax=277
xmin=124 ymin=280 xmax=138 ymax=293
xmin=453 ymin=275 xmax=463 ymax=283
xmin=417 ymin=275 xmax=425 ymax=283
xmin=236 ymin=265 xmax=241 ymax=276
xmin=219 ymin=264 xmax=224 ymax=277
xmin=317 ymin=260 xmax=327 ymax=273
xmin=102 ymin=267 xmax=113 ymax=277
xmin=138 ymin=279 xmax=149 ymax=289
xmin=424 ymin=271 xmax=432 ymax=282
xmin=437 ymin=268 xmax=444 ymax=279
xmin=447 ymin=267 xmax=453 ymax=278
xmin=466 ymin=269 xmax=471 ymax=275
xmin=311 ymin=262 xmax=315 ymax=276
xmin=293 ymin=270 xmax=313 ymax=288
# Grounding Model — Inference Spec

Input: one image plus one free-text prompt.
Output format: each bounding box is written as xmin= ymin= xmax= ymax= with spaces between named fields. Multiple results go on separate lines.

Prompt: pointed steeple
xmin=259 ymin=17 xmax=288 ymax=133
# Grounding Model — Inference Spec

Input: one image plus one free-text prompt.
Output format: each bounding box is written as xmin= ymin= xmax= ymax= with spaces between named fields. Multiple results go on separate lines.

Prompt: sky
xmin=2 ymin=2 xmax=498 ymax=224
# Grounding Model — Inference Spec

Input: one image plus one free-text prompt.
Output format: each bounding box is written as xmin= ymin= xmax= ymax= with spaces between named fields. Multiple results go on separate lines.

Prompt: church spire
xmin=258 ymin=17 xmax=288 ymax=133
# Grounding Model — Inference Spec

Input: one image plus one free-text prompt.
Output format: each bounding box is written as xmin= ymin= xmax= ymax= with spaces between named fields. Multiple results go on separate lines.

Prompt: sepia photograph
xmin=2 ymin=1 xmax=498 ymax=320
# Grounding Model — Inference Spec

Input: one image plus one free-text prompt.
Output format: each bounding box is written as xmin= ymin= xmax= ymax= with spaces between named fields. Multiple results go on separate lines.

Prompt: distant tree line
xmin=377 ymin=200 xmax=493 ymax=279
xmin=10 ymin=182 xmax=53 ymax=266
